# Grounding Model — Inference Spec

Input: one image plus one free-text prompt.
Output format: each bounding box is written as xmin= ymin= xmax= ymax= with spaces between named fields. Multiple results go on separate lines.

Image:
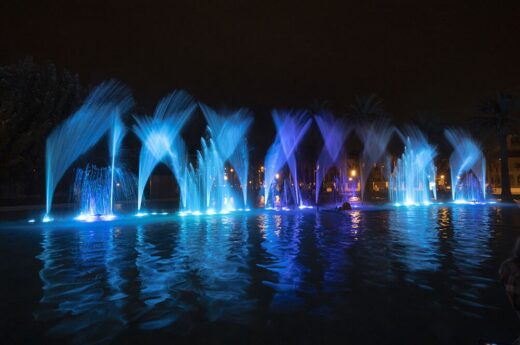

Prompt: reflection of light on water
xmin=134 ymin=217 xmax=256 ymax=328
xmin=260 ymin=213 xmax=307 ymax=312
xmin=275 ymin=215 xmax=282 ymax=237
xmin=453 ymin=199 xmax=493 ymax=205
xmin=350 ymin=210 xmax=361 ymax=238
xmin=313 ymin=210 xmax=354 ymax=294
xmin=36 ymin=227 xmax=127 ymax=343
xmin=75 ymin=213 xmax=116 ymax=222
xmin=257 ymin=214 xmax=267 ymax=239
xmin=388 ymin=207 xmax=441 ymax=274
xmin=135 ymin=225 xmax=181 ymax=329
xmin=197 ymin=217 xmax=254 ymax=322
xmin=106 ymin=227 xmax=128 ymax=314
xmin=350 ymin=211 xmax=361 ymax=227
xmin=298 ymin=205 xmax=313 ymax=209
xmin=449 ymin=205 xmax=493 ymax=317
xmin=437 ymin=207 xmax=451 ymax=239
xmin=30 ymin=206 xmax=513 ymax=341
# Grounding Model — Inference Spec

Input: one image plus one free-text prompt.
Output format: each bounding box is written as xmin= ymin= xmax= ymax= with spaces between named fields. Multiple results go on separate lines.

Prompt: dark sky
xmin=1 ymin=0 xmax=520 ymax=123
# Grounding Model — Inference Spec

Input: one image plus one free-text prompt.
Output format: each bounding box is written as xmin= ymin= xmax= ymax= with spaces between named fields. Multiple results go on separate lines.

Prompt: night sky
xmin=2 ymin=0 xmax=520 ymax=127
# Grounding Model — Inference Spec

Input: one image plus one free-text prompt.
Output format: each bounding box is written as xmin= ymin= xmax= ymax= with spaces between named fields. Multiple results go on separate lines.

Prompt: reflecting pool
xmin=1 ymin=205 xmax=519 ymax=344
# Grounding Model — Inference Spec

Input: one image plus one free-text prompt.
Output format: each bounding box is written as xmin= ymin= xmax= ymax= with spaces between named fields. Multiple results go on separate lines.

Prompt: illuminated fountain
xmin=199 ymin=105 xmax=253 ymax=210
xmin=264 ymin=110 xmax=312 ymax=208
xmin=72 ymin=165 xmax=137 ymax=219
xmin=356 ymin=119 xmax=395 ymax=201
xmin=40 ymin=80 xmax=496 ymax=224
xmin=389 ymin=127 xmax=437 ymax=206
xmin=109 ymin=113 xmax=126 ymax=214
xmin=134 ymin=99 xmax=252 ymax=215
xmin=444 ymin=128 xmax=486 ymax=202
xmin=133 ymin=91 xmax=196 ymax=211
xmin=45 ymin=81 xmax=133 ymax=221
xmin=182 ymin=138 xmax=223 ymax=213
xmin=314 ymin=112 xmax=352 ymax=205
xmin=182 ymin=138 xmax=232 ymax=213
xmin=178 ymin=106 xmax=252 ymax=214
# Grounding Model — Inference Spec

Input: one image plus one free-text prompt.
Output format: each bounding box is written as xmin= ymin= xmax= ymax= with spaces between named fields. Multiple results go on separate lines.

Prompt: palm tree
xmin=475 ymin=92 xmax=520 ymax=202
xmin=346 ymin=94 xmax=390 ymax=123
xmin=308 ymin=98 xmax=334 ymax=115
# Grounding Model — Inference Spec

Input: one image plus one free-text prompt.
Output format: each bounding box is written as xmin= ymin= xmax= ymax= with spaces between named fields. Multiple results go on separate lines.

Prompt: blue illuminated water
xmin=72 ymin=165 xmax=137 ymax=217
xmin=1 ymin=205 xmax=519 ymax=344
xmin=389 ymin=127 xmax=437 ymax=205
xmin=315 ymin=112 xmax=352 ymax=204
xmin=133 ymin=90 xmax=196 ymax=211
xmin=45 ymin=81 xmax=133 ymax=217
xmin=445 ymin=128 xmax=486 ymax=202
xmin=356 ymin=119 xmax=395 ymax=201
xmin=133 ymin=98 xmax=251 ymax=214
xmin=264 ymin=110 xmax=312 ymax=208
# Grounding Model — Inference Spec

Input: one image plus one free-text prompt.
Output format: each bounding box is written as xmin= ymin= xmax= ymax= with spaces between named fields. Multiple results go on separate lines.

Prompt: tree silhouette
xmin=474 ymin=92 xmax=520 ymax=202
xmin=0 ymin=57 xmax=84 ymax=197
xmin=346 ymin=94 xmax=391 ymax=123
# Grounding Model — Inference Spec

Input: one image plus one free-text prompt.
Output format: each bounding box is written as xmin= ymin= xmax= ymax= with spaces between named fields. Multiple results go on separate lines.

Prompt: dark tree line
xmin=0 ymin=57 xmax=84 ymax=197
xmin=474 ymin=93 xmax=520 ymax=202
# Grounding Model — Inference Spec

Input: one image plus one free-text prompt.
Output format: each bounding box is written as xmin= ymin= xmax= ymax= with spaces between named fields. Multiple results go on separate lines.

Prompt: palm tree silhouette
xmin=347 ymin=94 xmax=390 ymax=123
xmin=475 ymin=92 xmax=519 ymax=202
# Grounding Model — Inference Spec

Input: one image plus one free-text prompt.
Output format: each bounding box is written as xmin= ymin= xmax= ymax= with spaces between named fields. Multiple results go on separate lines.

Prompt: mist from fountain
xmin=356 ymin=119 xmax=395 ymax=200
xmin=314 ymin=112 xmax=352 ymax=204
xmin=444 ymin=128 xmax=486 ymax=202
xmin=389 ymin=127 xmax=437 ymax=206
xmin=264 ymin=110 xmax=312 ymax=208
xmin=45 ymin=81 xmax=133 ymax=218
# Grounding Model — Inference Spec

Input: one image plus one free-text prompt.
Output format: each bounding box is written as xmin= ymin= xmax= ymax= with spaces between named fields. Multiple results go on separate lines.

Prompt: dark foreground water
xmin=1 ymin=205 xmax=520 ymax=344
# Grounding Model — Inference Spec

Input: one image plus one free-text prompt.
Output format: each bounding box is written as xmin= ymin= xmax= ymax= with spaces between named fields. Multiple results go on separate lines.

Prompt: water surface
xmin=1 ymin=205 xmax=519 ymax=344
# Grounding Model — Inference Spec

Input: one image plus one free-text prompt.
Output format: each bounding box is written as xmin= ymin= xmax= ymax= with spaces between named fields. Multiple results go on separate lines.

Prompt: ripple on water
xmin=20 ymin=205 xmax=520 ymax=343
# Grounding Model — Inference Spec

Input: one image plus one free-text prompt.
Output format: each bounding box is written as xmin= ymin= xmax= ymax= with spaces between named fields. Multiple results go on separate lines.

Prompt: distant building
xmin=487 ymin=135 xmax=520 ymax=195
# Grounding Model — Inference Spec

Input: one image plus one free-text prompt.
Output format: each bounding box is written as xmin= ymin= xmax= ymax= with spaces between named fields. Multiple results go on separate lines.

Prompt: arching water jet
xmin=314 ymin=112 xmax=352 ymax=205
xmin=444 ymin=128 xmax=486 ymax=202
xmin=45 ymin=80 xmax=133 ymax=218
